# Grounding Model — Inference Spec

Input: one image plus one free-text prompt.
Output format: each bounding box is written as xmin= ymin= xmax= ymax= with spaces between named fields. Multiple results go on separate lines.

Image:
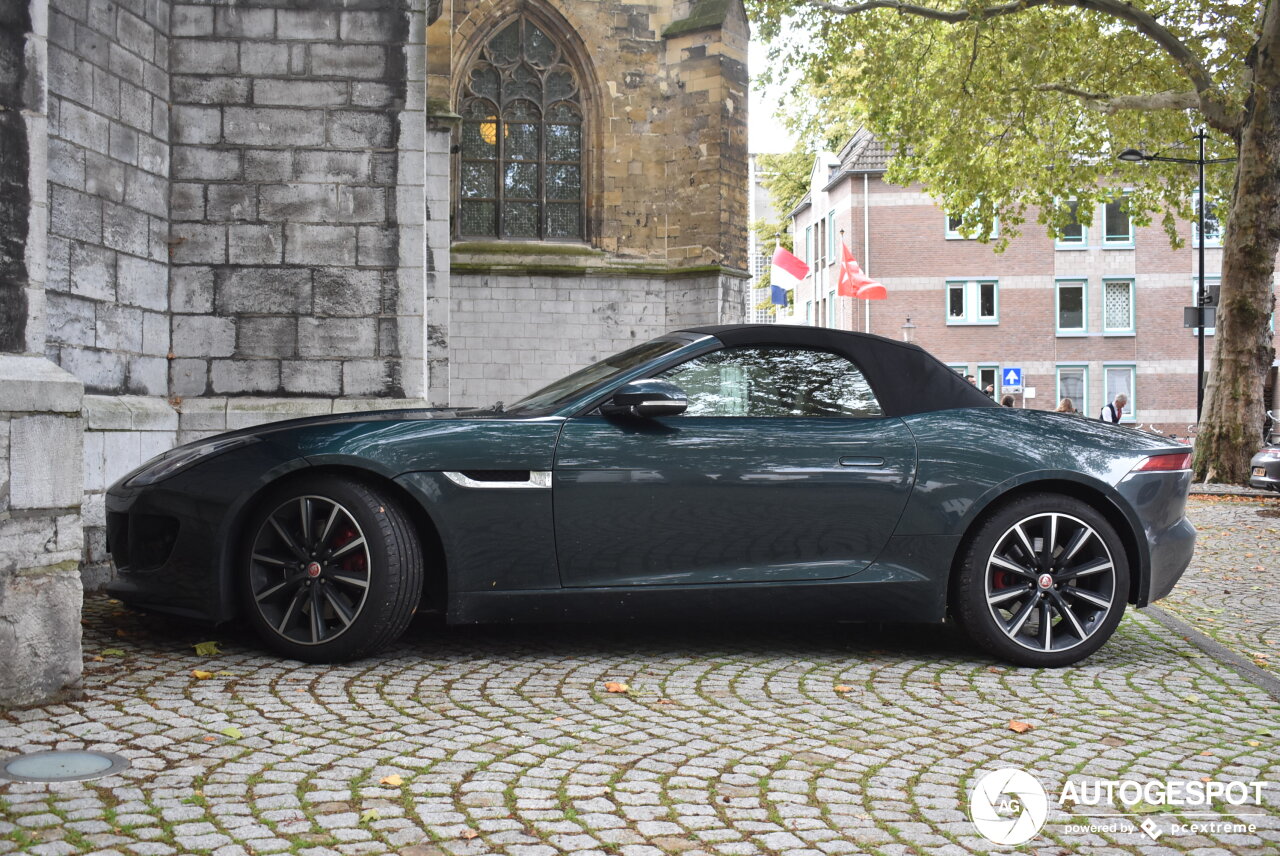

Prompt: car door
xmin=552 ymin=345 xmax=917 ymax=587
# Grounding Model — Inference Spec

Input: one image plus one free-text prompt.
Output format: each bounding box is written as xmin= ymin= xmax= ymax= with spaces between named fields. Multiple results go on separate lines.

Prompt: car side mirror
xmin=602 ymin=379 xmax=688 ymax=418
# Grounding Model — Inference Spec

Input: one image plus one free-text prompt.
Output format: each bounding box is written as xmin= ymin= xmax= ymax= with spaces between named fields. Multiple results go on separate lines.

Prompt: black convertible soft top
xmin=680 ymin=324 xmax=997 ymax=418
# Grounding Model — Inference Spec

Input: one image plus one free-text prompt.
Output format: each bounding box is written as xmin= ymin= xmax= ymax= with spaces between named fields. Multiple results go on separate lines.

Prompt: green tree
xmin=750 ymin=0 xmax=1276 ymax=483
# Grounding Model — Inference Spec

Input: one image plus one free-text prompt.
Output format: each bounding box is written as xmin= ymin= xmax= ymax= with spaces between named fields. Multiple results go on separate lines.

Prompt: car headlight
xmin=124 ymin=436 xmax=258 ymax=487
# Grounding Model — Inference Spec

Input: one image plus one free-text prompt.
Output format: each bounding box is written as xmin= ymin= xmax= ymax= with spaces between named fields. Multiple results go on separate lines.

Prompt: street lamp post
xmin=901 ymin=316 xmax=916 ymax=343
xmin=1118 ymin=129 xmax=1235 ymax=421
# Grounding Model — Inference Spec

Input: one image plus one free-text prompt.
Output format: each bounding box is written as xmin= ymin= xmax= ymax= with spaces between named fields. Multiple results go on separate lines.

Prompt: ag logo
xmin=969 ymin=767 xmax=1049 ymax=845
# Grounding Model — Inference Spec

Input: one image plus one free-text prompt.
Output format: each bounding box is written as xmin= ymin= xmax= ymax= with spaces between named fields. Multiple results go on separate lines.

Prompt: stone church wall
xmin=164 ymin=0 xmax=427 ymax=400
xmin=45 ymin=0 xmax=173 ymax=396
xmin=449 ymin=269 xmax=744 ymax=406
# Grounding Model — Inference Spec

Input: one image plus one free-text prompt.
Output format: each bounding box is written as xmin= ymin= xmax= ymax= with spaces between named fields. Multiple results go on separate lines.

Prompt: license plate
xmin=1255 ymin=467 xmax=1267 ymax=477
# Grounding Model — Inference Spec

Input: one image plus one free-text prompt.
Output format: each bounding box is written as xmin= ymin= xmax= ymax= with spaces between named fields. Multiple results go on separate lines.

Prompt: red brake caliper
xmin=331 ymin=526 xmax=366 ymax=574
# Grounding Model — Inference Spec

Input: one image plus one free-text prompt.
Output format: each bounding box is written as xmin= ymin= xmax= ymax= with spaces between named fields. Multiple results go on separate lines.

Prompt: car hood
xmin=198 ymin=404 xmax=515 ymax=443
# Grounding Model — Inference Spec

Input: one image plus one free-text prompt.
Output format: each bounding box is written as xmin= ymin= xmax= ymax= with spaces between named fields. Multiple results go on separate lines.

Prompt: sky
xmin=747 ymin=38 xmax=797 ymax=155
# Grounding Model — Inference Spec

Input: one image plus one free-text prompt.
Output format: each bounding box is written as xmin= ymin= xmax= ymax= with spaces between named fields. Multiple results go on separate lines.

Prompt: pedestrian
xmin=965 ymin=374 xmax=976 ymax=386
xmin=1001 ymin=394 xmax=1015 ymax=407
xmin=1099 ymin=393 xmax=1127 ymax=423
xmin=1055 ymin=398 xmax=1076 ymax=413
xmin=984 ymin=384 xmax=996 ymax=398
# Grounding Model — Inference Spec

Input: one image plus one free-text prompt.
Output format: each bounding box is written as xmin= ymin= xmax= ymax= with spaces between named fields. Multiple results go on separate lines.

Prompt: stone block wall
xmin=45 ymin=0 xmax=172 ymax=395
xmin=79 ymin=395 xmax=177 ymax=584
xmin=449 ymin=269 xmax=744 ymax=406
xmin=0 ymin=357 xmax=86 ymax=707
xmin=166 ymin=0 xmax=426 ymax=399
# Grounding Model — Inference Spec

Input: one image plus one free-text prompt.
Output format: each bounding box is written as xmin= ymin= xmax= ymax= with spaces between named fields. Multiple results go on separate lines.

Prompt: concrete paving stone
xmin=4 ymin=502 xmax=1280 ymax=855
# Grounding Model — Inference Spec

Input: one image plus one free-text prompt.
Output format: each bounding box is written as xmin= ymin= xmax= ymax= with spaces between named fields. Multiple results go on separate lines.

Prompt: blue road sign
xmin=1003 ymin=368 xmax=1023 ymax=389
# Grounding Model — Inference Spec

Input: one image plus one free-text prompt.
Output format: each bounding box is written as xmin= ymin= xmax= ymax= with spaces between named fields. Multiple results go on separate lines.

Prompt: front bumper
xmin=1116 ymin=469 xmax=1196 ymax=605
xmin=104 ymin=480 xmax=232 ymax=622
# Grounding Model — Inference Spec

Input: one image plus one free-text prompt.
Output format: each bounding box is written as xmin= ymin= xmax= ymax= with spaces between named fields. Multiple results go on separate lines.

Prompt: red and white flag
xmin=770 ymin=245 xmax=810 ymax=289
xmin=837 ymin=243 xmax=887 ymax=300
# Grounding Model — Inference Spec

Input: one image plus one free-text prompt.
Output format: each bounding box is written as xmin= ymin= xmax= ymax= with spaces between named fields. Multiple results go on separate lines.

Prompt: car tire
xmin=952 ymin=493 xmax=1129 ymax=667
xmin=240 ymin=475 xmax=423 ymax=663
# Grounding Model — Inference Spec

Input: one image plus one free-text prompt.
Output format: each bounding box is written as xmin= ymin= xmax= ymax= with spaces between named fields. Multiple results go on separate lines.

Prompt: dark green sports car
xmin=106 ymin=325 xmax=1195 ymax=667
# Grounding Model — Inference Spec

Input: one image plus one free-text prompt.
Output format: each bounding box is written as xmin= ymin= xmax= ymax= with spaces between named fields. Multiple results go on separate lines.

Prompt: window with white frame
xmin=1192 ymin=193 xmax=1223 ymax=247
xmin=1055 ymin=200 xmax=1087 ymax=247
xmin=805 ymin=301 xmax=812 ymax=324
xmin=1056 ymin=280 xmax=1087 ymax=333
xmin=1104 ymin=365 xmax=1136 ymax=422
xmin=1102 ymin=279 xmax=1135 ymax=334
xmin=827 ymin=210 xmax=836 ymax=259
xmin=978 ymin=365 xmax=1001 ymax=398
xmin=1103 ymin=196 xmax=1133 ymax=245
xmin=945 ymin=209 xmax=998 ymax=240
xmin=1057 ymin=366 xmax=1087 ymax=415
xmin=827 ymin=290 xmax=835 ymax=326
xmin=946 ymin=279 xmax=998 ymax=324
xmin=804 ymin=225 xmax=812 ymax=265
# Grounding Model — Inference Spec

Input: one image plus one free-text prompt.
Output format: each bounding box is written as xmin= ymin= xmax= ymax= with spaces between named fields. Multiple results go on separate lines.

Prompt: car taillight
xmin=1132 ymin=453 xmax=1192 ymax=472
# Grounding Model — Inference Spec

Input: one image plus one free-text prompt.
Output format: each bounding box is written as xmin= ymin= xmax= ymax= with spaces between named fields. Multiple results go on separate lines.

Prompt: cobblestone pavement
xmin=3 ymin=504 xmax=1280 ymax=856
xmin=1160 ymin=496 xmax=1280 ymax=675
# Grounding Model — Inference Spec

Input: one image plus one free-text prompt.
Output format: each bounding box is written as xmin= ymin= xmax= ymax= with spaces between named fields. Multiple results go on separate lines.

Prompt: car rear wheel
xmin=952 ymin=493 xmax=1129 ymax=667
xmin=241 ymin=476 xmax=422 ymax=662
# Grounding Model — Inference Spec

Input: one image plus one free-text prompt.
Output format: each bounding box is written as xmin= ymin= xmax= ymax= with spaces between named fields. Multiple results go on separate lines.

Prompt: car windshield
xmin=507 ymin=337 xmax=692 ymax=414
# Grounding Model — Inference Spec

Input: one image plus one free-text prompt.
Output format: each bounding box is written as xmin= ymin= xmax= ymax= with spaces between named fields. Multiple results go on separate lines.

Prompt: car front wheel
xmin=953 ymin=493 xmax=1129 ymax=667
xmin=241 ymin=475 xmax=423 ymax=662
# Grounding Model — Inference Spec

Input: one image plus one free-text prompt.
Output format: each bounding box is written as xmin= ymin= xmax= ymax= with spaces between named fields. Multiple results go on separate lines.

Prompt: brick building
xmin=0 ymin=0 xmax=748 ymax=705
xmin=780 ymin=129 xmax=1278 ymax=435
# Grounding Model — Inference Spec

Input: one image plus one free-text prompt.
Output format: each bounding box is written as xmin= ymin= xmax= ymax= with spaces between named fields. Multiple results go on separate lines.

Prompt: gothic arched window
xmin=457 ymin=16 xmax=584 ymax=240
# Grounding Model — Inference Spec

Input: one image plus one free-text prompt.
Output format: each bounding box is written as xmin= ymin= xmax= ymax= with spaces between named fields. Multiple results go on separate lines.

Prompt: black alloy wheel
xmin=242 ymin=476 xmax=423 ymax=662
xmin=953 ymin=493 xmax=1129 ymax=667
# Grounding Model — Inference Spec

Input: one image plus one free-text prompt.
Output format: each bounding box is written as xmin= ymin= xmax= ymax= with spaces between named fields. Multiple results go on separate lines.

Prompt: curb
xmin=1143 ymin=604 xmax=1280 ymax=703
xmin=1189 ymin=485 xmax=1277 ymax=499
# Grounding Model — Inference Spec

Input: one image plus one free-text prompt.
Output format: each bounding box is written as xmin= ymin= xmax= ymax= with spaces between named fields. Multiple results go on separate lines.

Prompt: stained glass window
xmin=458 ymin=17 xmax=584 ymax=240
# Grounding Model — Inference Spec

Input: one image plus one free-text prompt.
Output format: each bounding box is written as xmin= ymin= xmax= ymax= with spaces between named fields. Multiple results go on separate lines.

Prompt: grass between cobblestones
xmin=2 ymin=499 xmax=1279 ymax=855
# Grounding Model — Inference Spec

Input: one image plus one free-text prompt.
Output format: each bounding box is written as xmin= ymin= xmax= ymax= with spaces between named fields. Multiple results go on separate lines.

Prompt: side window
xmin=658 ymin=347 xmax=883 ymax=418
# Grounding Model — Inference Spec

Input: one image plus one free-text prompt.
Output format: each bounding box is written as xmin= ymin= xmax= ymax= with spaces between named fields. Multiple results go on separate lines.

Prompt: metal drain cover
xmin=0 ymin=750 xmax=130 ymax=782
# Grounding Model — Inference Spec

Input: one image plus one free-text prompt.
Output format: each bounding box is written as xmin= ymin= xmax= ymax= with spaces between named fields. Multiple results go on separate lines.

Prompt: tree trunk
xmin=1193 ymin=0 xmax=1280 ymax=484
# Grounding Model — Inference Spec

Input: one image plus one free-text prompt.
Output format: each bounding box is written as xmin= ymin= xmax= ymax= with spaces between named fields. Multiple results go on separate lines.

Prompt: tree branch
xmin=802 ymin=0 xmax=1243 ymax=135
xmin=1033 ymin=83 xmax=1202 ymax=115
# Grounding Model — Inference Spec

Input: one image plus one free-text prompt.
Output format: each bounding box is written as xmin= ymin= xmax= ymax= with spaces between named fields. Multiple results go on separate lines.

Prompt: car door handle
xmin=840 ymin=455 xmax=885 ymax=467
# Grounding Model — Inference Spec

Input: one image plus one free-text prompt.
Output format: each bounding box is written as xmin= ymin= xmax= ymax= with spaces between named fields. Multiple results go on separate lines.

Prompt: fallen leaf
xmin=1008 ymin=720 xmax=1034 ymax=734
xmin=193 ymin=641 xmax=222 ymax=656
xmin=834 ymin=685 xmax=853 ymax=693
xmin=101 ymin=648 xmax=125 ymax=657
xmin=1248 ymin=740 xmax=1261 ymax=747
xmin=379 ymin=774 xmax=404 ymax=786
xmin=216 ymin=671 xmax=235 ymax=676
xmin=358 ymin=809 xmax=380 ymax=824
xmin=986 ymin=666 xmax=1003 ymax=673
xmin=220 ymin=726 xmax=242 ymax=740
xmin=1200 ymin=750 xmax=1215 ymax=756
xmin=460 ymin=829 xmax=479 ymax=840
xmin=202 ymin=735 xmax=218 ymax=743
xmin=192 ymin=670 xmax=213 ymax=680
xmin=91 ymin=656 xmax=104 ymax=662
xmin=604 ymin=681 xmax=629 ymax=693
xmin=655 ymin=699 xmax=674 ymax=705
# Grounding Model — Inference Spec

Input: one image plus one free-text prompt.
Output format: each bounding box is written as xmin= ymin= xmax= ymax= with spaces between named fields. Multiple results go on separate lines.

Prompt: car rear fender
xmin=950 ymin=473 xmax=1149 ymax=606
